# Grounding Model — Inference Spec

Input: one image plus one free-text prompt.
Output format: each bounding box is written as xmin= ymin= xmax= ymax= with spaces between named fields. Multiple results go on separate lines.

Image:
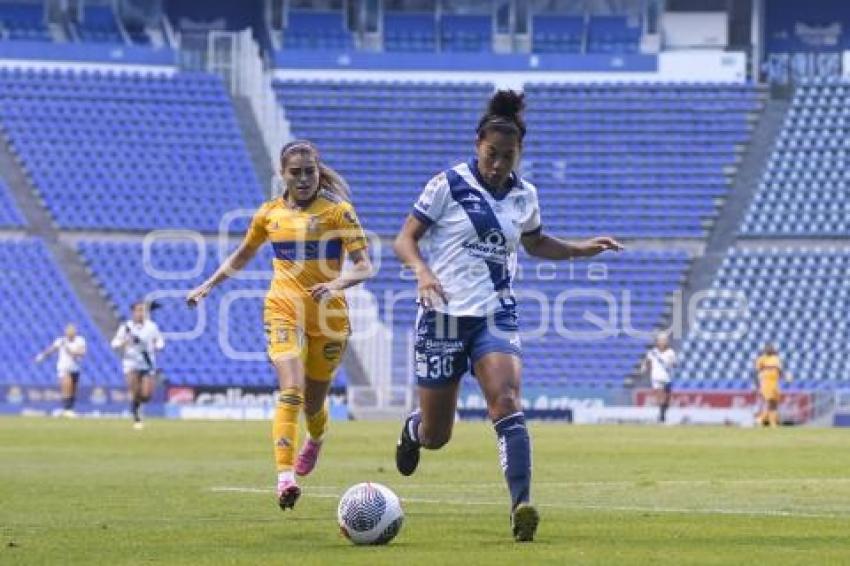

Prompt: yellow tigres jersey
xmin=756 ymin=354 xmax=782 ymax=385
xmin=243 ymin=190 xmax=367 ymax=319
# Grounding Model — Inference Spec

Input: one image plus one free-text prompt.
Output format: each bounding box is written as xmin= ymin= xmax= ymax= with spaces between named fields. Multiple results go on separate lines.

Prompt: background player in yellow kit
xmin=754 ymin=343 xmax=789 ymax=427
xmin=186 ymin=140 xmax=373 ymax=510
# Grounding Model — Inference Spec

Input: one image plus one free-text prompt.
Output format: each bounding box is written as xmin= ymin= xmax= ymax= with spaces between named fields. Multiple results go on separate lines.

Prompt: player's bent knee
xmin=488 ymin=392 xmax=521 ymax=421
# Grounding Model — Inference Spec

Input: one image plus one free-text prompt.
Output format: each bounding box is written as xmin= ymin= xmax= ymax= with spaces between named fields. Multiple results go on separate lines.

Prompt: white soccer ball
xmin=337 ymin=482 xmax=404 ymax=545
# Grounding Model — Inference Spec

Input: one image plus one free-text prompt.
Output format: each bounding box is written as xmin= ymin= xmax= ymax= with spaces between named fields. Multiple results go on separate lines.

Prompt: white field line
xmin=209 ymin=485 xmax=850 ymax=520
xmin=216 ymin=477 xmax=850 ymax=490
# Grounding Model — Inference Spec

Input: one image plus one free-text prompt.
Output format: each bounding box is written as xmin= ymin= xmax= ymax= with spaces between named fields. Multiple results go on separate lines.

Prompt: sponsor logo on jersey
xmin=461 ymin=229 xmax=508 ymax=262
xmin=323 ymin=342 xmax=344 ymax=361
xmin=460 ymin=193 xmax=482 ymax=203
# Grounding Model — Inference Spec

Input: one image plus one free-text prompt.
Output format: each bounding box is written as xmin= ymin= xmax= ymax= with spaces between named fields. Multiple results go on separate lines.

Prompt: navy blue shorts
xmin=414 ymin=308 xmax=522 ymax=388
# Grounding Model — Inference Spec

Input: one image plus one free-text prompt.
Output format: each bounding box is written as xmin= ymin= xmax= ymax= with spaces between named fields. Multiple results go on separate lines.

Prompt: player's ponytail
xmin=280 ymin=140 xmax=351 ymax=202
xmin=318 ymin=162 xmax=351 ymax=202
xmin=476 ymin=89 xmax=526 ymax=145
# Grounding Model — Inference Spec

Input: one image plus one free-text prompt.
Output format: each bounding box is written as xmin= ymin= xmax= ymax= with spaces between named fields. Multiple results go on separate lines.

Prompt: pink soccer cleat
xmin=277 ymin=478 xmax=301 ymax=511
xmin=294 ymin=438 xmax=323 ymax=477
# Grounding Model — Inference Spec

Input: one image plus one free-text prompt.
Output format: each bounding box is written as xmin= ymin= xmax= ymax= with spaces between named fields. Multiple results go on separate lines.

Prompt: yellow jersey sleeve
xmin=243 ymin=203 xmax=270 ymax=249
xmin=335 ymin=201 xmax=367 ymax=254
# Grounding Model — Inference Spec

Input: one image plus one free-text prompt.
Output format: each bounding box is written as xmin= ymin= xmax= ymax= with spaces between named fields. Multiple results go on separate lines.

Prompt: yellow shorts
xmin=264 ymin=318 xmax=349 ymax=382
xmin=760 ymin=384 xmax=780 ymax=402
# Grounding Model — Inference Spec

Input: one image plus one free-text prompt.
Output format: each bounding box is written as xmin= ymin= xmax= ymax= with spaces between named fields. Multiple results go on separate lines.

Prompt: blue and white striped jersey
xmin=412 ymin=158 xmax=542 ymax=317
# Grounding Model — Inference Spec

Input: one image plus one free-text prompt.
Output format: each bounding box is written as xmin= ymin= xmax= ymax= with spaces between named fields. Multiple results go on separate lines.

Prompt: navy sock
xmin=494 ymin=412 xmax=531 ymax=509
xmin=131 ymin=400 xmax=141 ymax=421
xmin=62 ymin=397 xmax=74 ymax=410
xmin=406 ymin=410 xmax=422 ymax=445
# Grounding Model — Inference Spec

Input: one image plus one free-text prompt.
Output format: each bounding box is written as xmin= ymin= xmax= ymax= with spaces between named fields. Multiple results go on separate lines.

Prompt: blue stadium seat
xmin=0 ymin=69 xmax=264 ymax=232
xmin=283 ymin=10 xmax=354 ymax=50
xmin=77 ymin=4 xmax=123 ymax=44
xmin=0 ymin=2 xmax=51 ymax=42
xmin=384 ymin=12 xmax=436 ymax=52
xmin=677 ymin=248 xmax=850 ymax=387
xmin=742 ymin=80 xmax=850 ymax=237
xmin=532 ymin=15 xmax=584 ymax=53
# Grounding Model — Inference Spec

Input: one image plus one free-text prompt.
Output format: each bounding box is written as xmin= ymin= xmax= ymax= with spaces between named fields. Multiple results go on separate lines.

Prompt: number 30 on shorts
xmin=416 ymin=353 xmax=455 ymax=380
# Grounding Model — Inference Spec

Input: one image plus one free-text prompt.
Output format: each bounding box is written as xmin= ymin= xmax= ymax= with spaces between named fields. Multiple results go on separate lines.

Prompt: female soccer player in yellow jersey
xmin=186 ymin=140 xmax=373 ymax=510
xmin=754 ymin=343 xmax=789 ymax=427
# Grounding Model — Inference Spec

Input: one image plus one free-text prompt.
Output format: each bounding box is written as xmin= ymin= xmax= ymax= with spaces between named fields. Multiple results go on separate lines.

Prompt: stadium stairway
xmin=677 ymin=96 xmax=788 ymax=339
xmin=0 ymin=134 xmax=120 ymax=338
xmin=231 ymin=96 xmax=275 ymax=198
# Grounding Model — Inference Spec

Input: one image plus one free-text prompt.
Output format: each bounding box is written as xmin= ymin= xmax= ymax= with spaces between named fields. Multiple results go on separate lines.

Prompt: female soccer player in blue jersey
xmin=393 ymin=90 xmax=623 ymax=542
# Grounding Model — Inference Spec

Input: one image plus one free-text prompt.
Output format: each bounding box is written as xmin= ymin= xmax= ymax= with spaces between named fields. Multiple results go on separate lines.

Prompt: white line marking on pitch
xmin=209 ymin=486 xmax=850 ymax=519
xmin=216 ymin=477 xmax=850 ymax=492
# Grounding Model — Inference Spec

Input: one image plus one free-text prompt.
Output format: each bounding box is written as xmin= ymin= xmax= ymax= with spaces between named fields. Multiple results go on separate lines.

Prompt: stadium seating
xmin=0 ymin=238 xmax=120 ymax=386
xmin=77 ymin=240 xmax=348 ymax=388
xmin=742 ymin=79 xmax=850 ymax=236
xmin=586 ymin=15 xmax=641 ymax=53
xmin=0 ymin=178 xmax=25 ymax=227
xmin=365 ymin=245 xmax=691 ymax=386
xmin=0 ymin=2 xmax=50 ymax=42
xmin=524 ymin=82 xmax=762 ymax=237
xmin=440 ymin=14 xmax=491 ymax=52
xmin=273 ymin=79 xmax=494 ymax=236
xmin=677 ymin=248 xmax=850 ymax=391
xmin=274 ymin=80 xmax=762 ymax=239
xmin=532 ymin=15 xmax=584 ymax=53
xmin=283 ymin=10 xmax=354 ymax=50
xmin=383 ymin=12 xmax=435 ymax=52
xmin=77 ymin=4 xmax=123 ymax=44
xmin=0 ymin=68 xmax=263 ymax=232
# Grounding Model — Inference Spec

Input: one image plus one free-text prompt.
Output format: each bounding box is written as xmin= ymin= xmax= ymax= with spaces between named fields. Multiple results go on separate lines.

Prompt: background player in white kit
xmin=34 ymin=323 xmax=87 ymax=417
xmin=111 ymin=301 xmax=164 ymax=429
xmin=393 ymin=90 xmax=622 ymax=542
xmin=641 ymin=333 xmax=677 ymax=423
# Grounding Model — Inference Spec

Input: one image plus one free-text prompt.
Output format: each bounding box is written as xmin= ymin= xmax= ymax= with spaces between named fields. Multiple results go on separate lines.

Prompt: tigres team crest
xmin=307 ymin=215 xmax=320 ymax=233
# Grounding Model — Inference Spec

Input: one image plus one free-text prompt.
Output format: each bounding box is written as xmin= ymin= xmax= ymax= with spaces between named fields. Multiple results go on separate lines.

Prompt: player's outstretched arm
xmin=186 ymin=241 xmax=260 ymax=307
xmin=521 ymin=231 xmax=623 ymax=260
xmin=394 ymin=214 xmax=447 ymax=309
xmin=33 ymin=341 xmax=58 ymax=363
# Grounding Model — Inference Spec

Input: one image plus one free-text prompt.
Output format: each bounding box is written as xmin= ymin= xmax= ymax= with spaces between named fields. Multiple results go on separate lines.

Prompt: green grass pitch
xmin=2 ymin=417 xmax=850 ymax=565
